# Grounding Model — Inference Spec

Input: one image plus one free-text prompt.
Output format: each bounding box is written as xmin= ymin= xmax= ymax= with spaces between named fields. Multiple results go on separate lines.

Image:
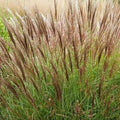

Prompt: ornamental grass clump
xmin=0 ymin=0 xmax=120 ymax=119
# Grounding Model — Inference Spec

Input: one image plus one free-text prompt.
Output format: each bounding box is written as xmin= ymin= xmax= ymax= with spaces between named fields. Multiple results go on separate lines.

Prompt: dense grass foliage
xmin=0 ymin=17 xmax=9 ymax=40
xmin=0 ymin=0 xmax=120 ymax=119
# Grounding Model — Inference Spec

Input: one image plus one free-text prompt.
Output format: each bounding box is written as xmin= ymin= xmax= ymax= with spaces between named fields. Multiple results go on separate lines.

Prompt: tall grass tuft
xmin=0 ymin=0 xmax=120 ymax=119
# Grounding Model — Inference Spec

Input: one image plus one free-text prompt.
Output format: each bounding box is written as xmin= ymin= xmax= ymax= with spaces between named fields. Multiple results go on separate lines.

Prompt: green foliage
xmin=0 ymin=17 xmax=9 ymax=40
